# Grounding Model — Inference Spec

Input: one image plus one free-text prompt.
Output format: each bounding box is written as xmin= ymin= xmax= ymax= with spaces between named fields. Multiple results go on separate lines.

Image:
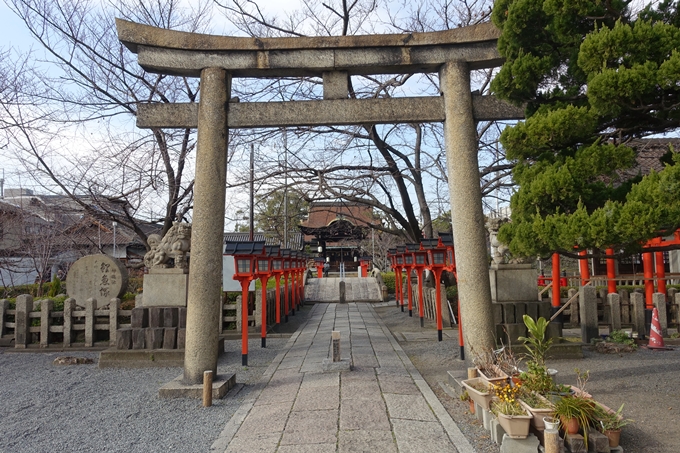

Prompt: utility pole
xmin=249 ymin=143 xmax=254 ymax=241
xmin=283 ymin=130 xmax=288 ymax=249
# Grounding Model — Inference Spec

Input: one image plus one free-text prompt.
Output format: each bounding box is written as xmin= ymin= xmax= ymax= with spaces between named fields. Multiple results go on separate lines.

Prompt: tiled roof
xmin=223 ymin=231 xmax=303 ymax=250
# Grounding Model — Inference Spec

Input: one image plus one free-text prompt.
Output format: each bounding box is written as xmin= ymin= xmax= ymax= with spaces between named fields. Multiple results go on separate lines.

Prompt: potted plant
xmin=596 ymin=403 xmax=632 ymax=448
xmin=495 ymin=341 xmax=522 ymax=383
xmin=490 ymin=381 xmax=533 ymax=439
xmin=518 ymin=315 xmax=553 ymax=368
xmin=518 ymin=389 xmax=555 ymax=430
xmin=461 ymin=377 xmax=493 ymax=411
xmin=472 ymin=347 xmax=508 ymax=386
xmin=516 ymin=315 xmax=558 ymax=396
xmin=553 ymin=395 xmax=598 ymax=447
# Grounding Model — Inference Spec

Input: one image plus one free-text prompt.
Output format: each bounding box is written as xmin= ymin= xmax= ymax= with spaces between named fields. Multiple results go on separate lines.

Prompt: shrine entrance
xmin=116 ymin=19 xmax=523 ymax=384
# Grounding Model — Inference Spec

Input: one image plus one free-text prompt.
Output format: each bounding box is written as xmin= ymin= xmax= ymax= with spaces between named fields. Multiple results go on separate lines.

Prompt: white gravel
xmin=0 ymin=338 xmax=290 ymax=453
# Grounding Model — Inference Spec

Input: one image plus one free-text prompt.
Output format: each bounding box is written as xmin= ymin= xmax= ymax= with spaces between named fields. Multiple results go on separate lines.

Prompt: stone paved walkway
xmin=210 ymin=303 xmax=474 ymax=453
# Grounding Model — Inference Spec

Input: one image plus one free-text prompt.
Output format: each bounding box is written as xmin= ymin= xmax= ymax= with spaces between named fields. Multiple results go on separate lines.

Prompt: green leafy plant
xmin=596 ymin=403 xmax=632 ymax=431
xmin=553 ymin=395 xmax=598 ymax=448
xmin=519 ymin=361 xmax=555 ymax=395
xmin=520 ymin=390 xmax=553 ymax=410
xmin=608 ymin=330 xmax=636 ymax=347
xmin=47 ymin=278 xmax=62 ymax=297
xmin=518 ymin=315 xmax=553 ymax=368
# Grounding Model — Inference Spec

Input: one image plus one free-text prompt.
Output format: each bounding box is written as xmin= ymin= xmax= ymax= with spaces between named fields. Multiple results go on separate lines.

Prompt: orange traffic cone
xmin=648 ymin=307 xmax=667 ymax=349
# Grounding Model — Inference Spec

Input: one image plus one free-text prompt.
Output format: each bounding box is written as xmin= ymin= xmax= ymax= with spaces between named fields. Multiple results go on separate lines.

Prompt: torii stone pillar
xmin=183 ymin=67 xmax=230 ymax=384
xmin=440 ymin=60 xmax=496 ymax=356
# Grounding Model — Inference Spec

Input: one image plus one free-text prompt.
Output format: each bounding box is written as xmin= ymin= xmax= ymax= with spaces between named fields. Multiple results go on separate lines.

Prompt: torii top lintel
xmin=116 ymin=19 xmax=503 ymax=78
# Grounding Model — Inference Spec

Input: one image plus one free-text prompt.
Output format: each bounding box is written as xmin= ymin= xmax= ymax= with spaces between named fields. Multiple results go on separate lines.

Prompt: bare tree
xmin=0 ymin=0 xmax=215 ymax=251
xmin=217 ymin=0 xmax=514 ymax=242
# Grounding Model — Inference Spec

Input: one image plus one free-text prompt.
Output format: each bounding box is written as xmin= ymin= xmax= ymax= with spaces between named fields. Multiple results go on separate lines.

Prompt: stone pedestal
xmin=489 ymin=264 xmax=537 ymax=303
xmin=141 ymin=268 xmax=189 ymax=307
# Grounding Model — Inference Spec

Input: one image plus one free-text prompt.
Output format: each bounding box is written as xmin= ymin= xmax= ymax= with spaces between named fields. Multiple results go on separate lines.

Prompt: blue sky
xmin=0 ymin=3 xmax=35 ymax=51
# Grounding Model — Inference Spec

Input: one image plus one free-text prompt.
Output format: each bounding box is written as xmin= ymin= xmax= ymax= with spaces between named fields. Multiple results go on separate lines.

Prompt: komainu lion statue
xmin=144 ymin=222 xmax=192 ymax=269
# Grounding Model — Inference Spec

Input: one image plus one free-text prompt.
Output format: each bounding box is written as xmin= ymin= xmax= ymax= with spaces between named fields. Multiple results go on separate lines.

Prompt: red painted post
xmin=578 ymin=250 xmax=589 ymax=286
xmin=406 ymin=269 xmax=413 ymax=317
xmin=655 ymin=251 xmax=666 ymax=296
xmin=606 ymin=248 xmax=617 ymax=294
xmin=274 ymin=274 xmax=282 ymax=324
xmin=290 ymin=268 xmax=297 ymax=315
xmin=240 ymin=279 xmax=249 ymax=365
xmin=417 ymin=269 xmax=425 ymax=327
xmin=260 ymin=276 xmax=268 ymax=347
xmin=283 ymin=272 xmax=290 ymax=321
xmin=643 ymin=251 xmax=654 ymax=309
xmin=551 ymin=253 xmax=561 ymax=308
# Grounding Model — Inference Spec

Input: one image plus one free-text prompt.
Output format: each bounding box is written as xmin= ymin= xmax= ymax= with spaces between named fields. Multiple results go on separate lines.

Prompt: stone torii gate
xmin=116 ymin=19 xmax=523 ymax=385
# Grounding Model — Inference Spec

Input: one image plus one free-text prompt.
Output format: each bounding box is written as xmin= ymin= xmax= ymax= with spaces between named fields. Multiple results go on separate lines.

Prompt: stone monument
xmin=486 ymin=218 xmax=551 ymax=343
xmin=66 ymin=255 xmax=128 ymax=308
xmin=140 ymin=222 xmax=191 ymax=307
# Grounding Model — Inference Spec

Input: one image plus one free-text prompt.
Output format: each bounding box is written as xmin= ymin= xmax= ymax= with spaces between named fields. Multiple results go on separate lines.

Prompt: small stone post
xmin=85 ymin=298 xmax=96 ymax=347
xmin=332 ymin=331 xmax=341 ymax=362
xmin=0 ymin=299 xmax=8 ymax=337
xmin=631 ymin=292 xmax=647 ymax=339
xmin=339 ymin=281 xmax=346 ymax=304
xmin=568 ymin=288 xmax=579 ymax=325
xmin=607 ymin=293 xmax=622 ymax=332
xmin=40 ymin=299 xmax=54 ymax=348
xmin=675 ymin=293 xmax=680 ymax=327
xmin=579 ymin=285 xmax=598 ymax=344
xmin=109 ymin=298 xmax=120 ymax=346
xmin=15 ymin=294 xmax=33 ymax=349
xmin=619 ymin=289 xmax=630 ymax=323
xmin=63 ymin=298 xmax=75 ymax=347
xmin=653 ymin=292 xmax=668 ymax=337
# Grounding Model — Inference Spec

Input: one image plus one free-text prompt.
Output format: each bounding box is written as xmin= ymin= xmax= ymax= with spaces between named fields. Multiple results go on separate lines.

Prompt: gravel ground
xmin=2 ymin=302 xmax=677 ymax=453
xmin=0 ymin=308 xmax=311 ymax=453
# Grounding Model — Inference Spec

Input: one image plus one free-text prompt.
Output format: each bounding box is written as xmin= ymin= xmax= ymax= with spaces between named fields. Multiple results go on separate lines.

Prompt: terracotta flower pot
xmin=469 ymin=399 xmax=475 ymax=414
xmin=561 ymin=416 xmax=579 ymax=434
xmin=604 ymin=429 xmax=621 ymax=447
